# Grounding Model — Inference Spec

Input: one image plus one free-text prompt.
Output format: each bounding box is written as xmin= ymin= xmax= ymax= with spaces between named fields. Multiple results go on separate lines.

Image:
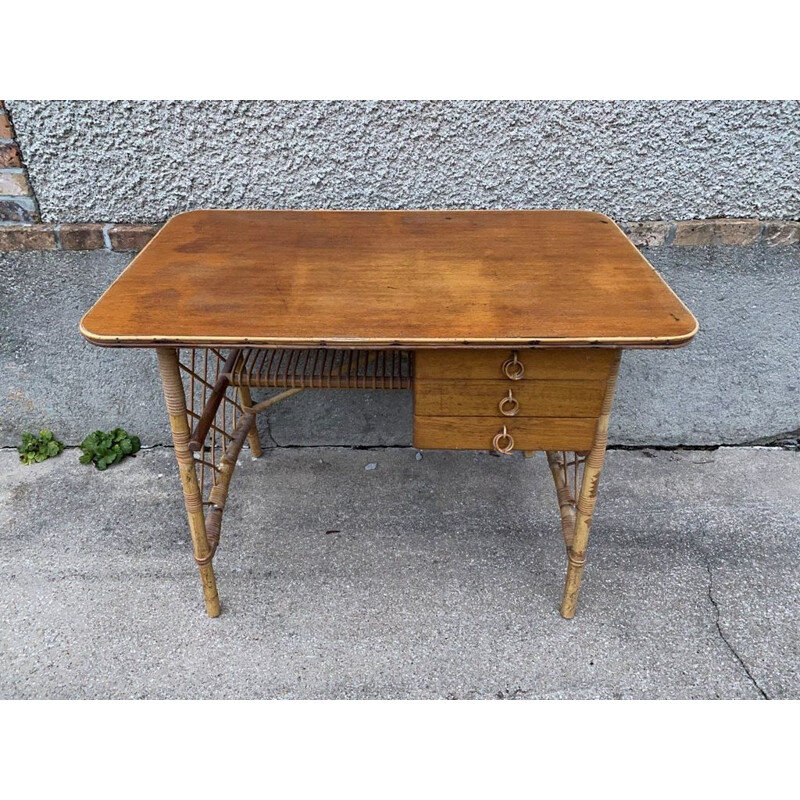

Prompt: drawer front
xmin=413 ymin=416 xmax=597 ymax=452
xmin=414 ymin=348 xmax=616 ymax=381
xmin=414 ymin=379 xmax=605 ymax=418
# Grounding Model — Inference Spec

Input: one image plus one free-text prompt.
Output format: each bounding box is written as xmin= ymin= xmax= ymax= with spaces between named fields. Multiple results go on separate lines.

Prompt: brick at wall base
xmin=1 ymin=220 xmax=798 ymax=253
xmin=0 ymin=225 xmax=57 ymax=250
xmin=107 ymin=224 xmax=159 ymax=251
xmin=762 ymin=221 xmax=800 ymax=247
xmin=0 ymin=223 xmax=160 ymax=251
xmin=621 ymin=221 xmax=673 ymax=247
xmin=0 ymin=114 xmax=13 ymax=140
xmin=0 ymin=144 xmax=22 ymax=168
xmin=0 ymin=198 xmax=37 ymax=223
xmin=673 ymin=219 xmax=762 ymax=246
xmin=59 ymin=223 xmax=106 ymax=250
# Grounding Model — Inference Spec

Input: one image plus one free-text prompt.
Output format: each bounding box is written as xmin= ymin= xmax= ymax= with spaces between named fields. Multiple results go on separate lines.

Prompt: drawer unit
xmin=413 ymin=379 xmax=606 ymax=418
xmin=413 ymin=348 xmax=609 ymax=454
xmin=415 ymin=348 xmax=616 ymax=381
xmin=413 ymin=416 xmax=597 ymax=452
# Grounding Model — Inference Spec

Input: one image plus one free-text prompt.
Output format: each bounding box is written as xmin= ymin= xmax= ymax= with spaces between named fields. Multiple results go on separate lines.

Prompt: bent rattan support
xmin=157 ymin=348 xmax=221 ymax=617
xmin=547 ymin=351 xmax=622 ymax=619
xmin=188 ymin=348 xmax=241 ymax=453
xmin=237 ymin=385 xmax=262 ymax=457
xmin=208 ymin=406 xmax=262 ymax=510
xmin=202 ymin=407 xmax=262 ymax=563
xmin=246 ymin=388 xmax=305 ymax=416
xmin=161 ymin=349 xmax=306 ymax=616
xmin=203 ymin=389 xmax=304 ymax=535
xmin=546 ymin=450 xmax=582 ymax=551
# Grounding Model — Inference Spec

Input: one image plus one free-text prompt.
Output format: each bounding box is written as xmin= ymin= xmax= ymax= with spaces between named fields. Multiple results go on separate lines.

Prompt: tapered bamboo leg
xmin=560 ymin=352 xmax=622 ymax=619
xmin=546 ymin=451 xmax=577 ymax=551
xmin=157 ymin=348 xmax=221 ymax=617
xmin=238 ymin=385 xmax=262 ymax=457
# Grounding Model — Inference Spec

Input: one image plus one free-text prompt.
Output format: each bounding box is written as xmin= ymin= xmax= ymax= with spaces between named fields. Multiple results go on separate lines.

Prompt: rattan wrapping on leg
xmin=545 ymin=450 xmax=589 ymax=551
xmin=178 ymin=348 xmax=250 ymax=510
xmin=157 ymin=348 xmax=221 ymax=617
xmin=163 ymin=348 xmax=276 ymax=616
xmin=553 ymin=351 xmax=622 ymax=619
xmin=237 ymin=384 xmax=262 ymax=457
xmin=163 ymin=346 xmax=412 ymax=616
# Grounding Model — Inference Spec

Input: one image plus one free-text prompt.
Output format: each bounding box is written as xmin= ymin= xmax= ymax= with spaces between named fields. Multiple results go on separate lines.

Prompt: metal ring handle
xmin=498 ymin=389 xmax=520 ymax=417
xmin=492 ymin=425 xmax=515 ymax=454
xmin=502 ymin=351 xmax=524 ymax=380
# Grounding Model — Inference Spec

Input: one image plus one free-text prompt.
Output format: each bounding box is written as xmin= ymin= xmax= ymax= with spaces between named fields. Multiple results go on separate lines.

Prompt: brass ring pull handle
xmin=502 ymin=351 xmax=524 ymax=380
xmin=492 ymin=425 xmax=515 ymax=454
xmin=498 ymin=389 xmax=520 ymax=417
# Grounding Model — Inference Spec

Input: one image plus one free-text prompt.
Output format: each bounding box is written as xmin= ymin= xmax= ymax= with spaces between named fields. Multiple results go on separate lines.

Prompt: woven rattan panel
xmin=228 ymin=348 xmax=414 ymax=389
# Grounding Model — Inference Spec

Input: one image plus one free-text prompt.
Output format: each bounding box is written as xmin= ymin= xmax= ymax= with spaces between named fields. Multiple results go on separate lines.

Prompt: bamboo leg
xmin=238 ymin=384 xmax=262 ymax=457
xmin=546 ymin=451 xmax=576 ymax=551
xmin=560 ymin=352 xmax=622 ymax=619
xmin=523 ymin=450 xmax=535 ymax=459
xmin=157 ymin=348 xmax=221 ymax=617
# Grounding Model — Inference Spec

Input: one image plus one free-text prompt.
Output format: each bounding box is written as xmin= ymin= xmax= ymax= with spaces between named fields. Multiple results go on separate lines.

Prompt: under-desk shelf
xmin=227 ymin=348 xmax=415 ymax=390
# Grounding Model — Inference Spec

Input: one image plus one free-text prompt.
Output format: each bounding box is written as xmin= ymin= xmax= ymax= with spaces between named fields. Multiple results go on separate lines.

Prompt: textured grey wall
xmin=7 ymin=100 xmax=799 ymax=224
xmin=2 ymin=245 xmax=798 ymax=449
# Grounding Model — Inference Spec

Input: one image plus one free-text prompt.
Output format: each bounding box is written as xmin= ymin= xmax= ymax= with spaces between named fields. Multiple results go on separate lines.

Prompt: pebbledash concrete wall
xmin=0 ymin=100 xmax=798 ymax=449
xmin=6 ymin=100 xmax=800 ymax=222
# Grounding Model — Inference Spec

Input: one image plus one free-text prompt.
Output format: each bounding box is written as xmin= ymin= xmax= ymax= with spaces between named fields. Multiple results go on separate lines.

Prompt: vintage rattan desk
xmin=81 ymin=210 xmax=697 ymax=619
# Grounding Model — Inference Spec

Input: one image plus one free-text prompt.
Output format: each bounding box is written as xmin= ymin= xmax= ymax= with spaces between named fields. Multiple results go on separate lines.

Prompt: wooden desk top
xmin=80 ymin=210 xmax=697 ymax=349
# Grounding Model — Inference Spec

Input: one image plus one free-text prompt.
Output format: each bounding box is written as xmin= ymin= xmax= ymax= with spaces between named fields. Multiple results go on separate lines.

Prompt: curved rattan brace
xmin=207 ymin=409 xmax=260 ymax=509
xmin=201 ymin=505 xmax=223 ymax=563
xmin=188 ymin=348 xmax=241 ymax=452
xmin=246 ymin=388 xmax=304 ymax=416
xmin=199 ymin=391 xmax=304 ymax=567
xmin=546 ymin=451 xmax=578 ymax=550
xmin=194 ymin=549 xmax=217 ymax=567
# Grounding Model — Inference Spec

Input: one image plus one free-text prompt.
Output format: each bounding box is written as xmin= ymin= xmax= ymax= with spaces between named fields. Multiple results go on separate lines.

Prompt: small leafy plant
xmin=79 ymin=427 xmax=141 ymax=471
xmin=18 ymin=429 xmax=64 ymax=465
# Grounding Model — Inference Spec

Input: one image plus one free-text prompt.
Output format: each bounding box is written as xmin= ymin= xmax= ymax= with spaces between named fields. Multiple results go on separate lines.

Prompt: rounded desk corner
xmin=168 ymin=208 xmax=207 ymax=223
xmin=165 ymin=208 xmax=231 ymax=227
xmin=576 ymin=210 xmax=616 ymax=226
xmin=678 ymin=316 xmax=700 ymax=346
xmin=79 ymin=315 xmax=110 ymax=347
xmin=662 ymin=315 xmax=700 ymax=348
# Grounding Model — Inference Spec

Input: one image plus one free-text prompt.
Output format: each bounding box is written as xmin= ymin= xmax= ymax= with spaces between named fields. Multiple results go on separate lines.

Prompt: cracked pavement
xmin=704 ymin=559 xmax=769 ymax=699
xmin=1 ymin=445 xmax=797 ymax=699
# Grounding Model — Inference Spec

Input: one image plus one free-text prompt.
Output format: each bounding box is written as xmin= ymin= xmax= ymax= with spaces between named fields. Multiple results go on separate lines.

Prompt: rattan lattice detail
xmin=546 ymin=450 xmax=590 ymax=550
xmin=177 ymin=347 xmax=413 ymax=510
xmin=228 ymin=348 xmax=414 ymax=390
xmin=178 ymin=348 xmax=246 ymax=507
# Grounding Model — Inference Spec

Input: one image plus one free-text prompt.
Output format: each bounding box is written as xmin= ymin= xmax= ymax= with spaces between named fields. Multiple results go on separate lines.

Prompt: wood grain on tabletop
xmin=80 ymin=210 xmax=698 ymax=348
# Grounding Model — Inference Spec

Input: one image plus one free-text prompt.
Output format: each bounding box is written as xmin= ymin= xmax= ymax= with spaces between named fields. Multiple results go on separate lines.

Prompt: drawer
xmin=414 ymin=348 xmax=616 ymax=381
xmin=414 ymin=379 xmax=605 ymax=418
xmin=413 ymin=416 xmax=597 ymax=452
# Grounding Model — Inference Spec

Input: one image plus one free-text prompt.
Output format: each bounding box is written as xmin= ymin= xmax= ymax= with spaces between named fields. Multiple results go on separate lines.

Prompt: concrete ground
xmin=1 ymin=445 xmax=797 ymax=699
